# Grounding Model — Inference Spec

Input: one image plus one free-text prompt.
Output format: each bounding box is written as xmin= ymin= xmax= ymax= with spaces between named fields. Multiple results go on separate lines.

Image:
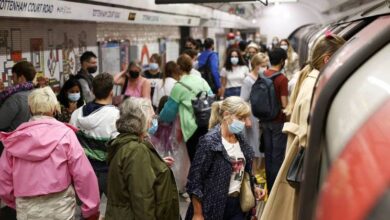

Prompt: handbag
xmin=177 ymin=81 xmax=215 ymax=128
xmin=240 ymin=172 xmax=256 ymax=212
xmin=286 ymin=147 xmax=305 ymax=186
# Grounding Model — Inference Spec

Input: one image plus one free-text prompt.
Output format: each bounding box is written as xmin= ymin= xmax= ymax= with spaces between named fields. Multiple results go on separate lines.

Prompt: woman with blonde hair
xmin=0 ymin=87 xmax=100 ymax=220
xmin=186 ymin=96 xmax=265 ymax=220
xmin=241 ymin=53 xmax=269 ymax=157
xmin=280 ymin=39 xmax=300 ymax=81
xmin=261 ymin=33 xmax=345 ymax=220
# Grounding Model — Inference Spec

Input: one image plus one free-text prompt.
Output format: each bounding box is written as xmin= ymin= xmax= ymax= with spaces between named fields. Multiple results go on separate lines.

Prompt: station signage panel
xmin=0 ymin=0 xmax=200 ymax=26
xmin=156 ymin=0 xmax=257 ymax=3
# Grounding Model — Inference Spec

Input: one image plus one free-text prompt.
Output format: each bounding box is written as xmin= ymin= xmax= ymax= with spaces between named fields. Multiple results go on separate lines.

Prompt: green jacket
xmin=105 ymin=133 xmax=180 ymax=220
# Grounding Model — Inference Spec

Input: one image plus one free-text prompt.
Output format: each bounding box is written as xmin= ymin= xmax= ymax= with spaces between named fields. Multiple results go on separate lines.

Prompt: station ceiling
xmin=200 ymin=0 xmax=374 ymax=19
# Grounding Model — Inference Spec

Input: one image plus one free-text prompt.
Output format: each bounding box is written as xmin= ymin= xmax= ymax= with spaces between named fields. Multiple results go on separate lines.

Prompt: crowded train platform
xmin=0 ymin=0 xmax=389 ymax=219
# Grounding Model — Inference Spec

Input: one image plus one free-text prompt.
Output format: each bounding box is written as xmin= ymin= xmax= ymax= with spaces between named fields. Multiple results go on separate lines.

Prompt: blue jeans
xmin=225 ymin=87 xmax=241 ymax=98
xmin=261 ymin=122 xmax=287 ymax=192
xmin=223 ymin=197 xmax=245 ymax=220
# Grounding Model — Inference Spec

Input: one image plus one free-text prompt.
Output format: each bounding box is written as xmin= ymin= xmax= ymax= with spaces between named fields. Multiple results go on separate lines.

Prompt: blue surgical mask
xmin=281 ymin=45 xmax=288 ymax=51
xmin=230 ymin=57 xmax=239 ymax=65
xmin=68 ymin=92 xmax=80 ymax=102
xmin=258 ymin=67 xmax=266 ymax=76
xmin=148 ymin=118 xmax=158 ymax=135
xmin=228 ymin=119 xmax=245 ymax=134
xmin=149 ymin=63 xmax=159 ymax=71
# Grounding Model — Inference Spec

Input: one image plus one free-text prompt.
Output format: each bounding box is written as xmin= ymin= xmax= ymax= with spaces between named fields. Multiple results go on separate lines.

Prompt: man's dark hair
xmin=12 ymin=61 xmax=36 ymax=81
xmin=182 ymin=49 xmax=198 ymax=59
xmin=80 ymin=51 xmax=97 ymax=64
xmin=269 ymin=48 xmax=287 ymax=66
xmin=238 ymin=40 xmax=248 ymax=52
xmin=195 ymin=39 xmax=203 ymax=51
xmin=186 ymin=37 xmax=197 ymax=47
xmin=92 ymin=73 xmax=113 ymax=100
xmin=204 ymin=38 xmax=214 ymax=50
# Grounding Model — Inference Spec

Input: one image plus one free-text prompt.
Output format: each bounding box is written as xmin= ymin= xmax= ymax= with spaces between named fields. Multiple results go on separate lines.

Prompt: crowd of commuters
xmin=0 ymin=30 xmax=345 ymax=220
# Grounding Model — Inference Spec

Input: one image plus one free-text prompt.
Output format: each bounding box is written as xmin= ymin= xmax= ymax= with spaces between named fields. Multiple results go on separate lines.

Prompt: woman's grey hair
xmin=116 ymin=97 xmax=151 ymax=135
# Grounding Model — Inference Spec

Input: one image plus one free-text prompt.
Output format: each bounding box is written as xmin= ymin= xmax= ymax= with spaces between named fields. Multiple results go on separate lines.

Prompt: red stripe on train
xmin=316 ymin=99 xmax=390 ymax=220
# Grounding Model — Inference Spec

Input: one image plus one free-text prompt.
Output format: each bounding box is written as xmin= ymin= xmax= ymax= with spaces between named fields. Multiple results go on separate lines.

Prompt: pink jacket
xmin=0 ymin=118 xmax=100 ymax=218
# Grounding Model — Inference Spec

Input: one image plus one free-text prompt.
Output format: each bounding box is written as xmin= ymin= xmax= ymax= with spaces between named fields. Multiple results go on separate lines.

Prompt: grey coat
xmin=0 ymin=91 xmax=31 ymax=131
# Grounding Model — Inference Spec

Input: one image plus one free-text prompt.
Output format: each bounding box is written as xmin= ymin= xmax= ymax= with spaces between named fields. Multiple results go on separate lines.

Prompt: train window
xmin=339 ymin=19 xmax=375 ymax=40
xmin=325 ymin=43 xmax=390 ymax=162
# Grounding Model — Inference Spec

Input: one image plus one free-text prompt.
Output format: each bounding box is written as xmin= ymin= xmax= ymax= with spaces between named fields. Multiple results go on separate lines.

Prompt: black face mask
xmin=129 ymin=71 xmax=140 ymax=79
xmin=87 ymin=66 xmax=97 ymax=74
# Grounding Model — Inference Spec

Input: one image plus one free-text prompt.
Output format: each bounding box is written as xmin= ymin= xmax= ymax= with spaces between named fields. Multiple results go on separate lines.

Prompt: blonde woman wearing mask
xmin=261 ymin=34 xmax=345 ymax=220
xmin=240 ymin=53 xmax=269 ymax=158
xmin=186 ymin=96 xmax=265 ymax=220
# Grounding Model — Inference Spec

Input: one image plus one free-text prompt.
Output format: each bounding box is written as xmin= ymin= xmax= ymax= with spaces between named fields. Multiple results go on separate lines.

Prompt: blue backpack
xmin=250 ymin=72 xmax=282 ymax=121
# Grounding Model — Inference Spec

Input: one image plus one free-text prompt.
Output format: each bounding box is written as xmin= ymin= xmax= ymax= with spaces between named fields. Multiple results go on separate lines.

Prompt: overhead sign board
xmin=0 ymin=0 xmax=200 ymax=26
xmin=156 ymin=0 xmax=255 ymax=3
xmin=155 ymin=0 xmax=268 ymax=6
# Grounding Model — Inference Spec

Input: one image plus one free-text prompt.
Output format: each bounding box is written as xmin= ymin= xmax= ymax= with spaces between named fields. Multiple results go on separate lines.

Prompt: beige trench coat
xmin=261 ymin=69 xmax=319 ymax=220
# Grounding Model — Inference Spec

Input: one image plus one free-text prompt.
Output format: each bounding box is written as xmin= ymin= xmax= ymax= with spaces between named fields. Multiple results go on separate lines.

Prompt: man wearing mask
xmin=76 ymin=51 xmax=98 ymax=103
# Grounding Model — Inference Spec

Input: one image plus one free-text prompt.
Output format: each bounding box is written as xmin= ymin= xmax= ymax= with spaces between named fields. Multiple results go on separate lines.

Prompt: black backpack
xmin=198 ymin=53 xmax=217 ymax=94
xmin=178 ymin=81 xmax=215 ymax=128
xmin=250 ymin=72 xmax=282 ymax=121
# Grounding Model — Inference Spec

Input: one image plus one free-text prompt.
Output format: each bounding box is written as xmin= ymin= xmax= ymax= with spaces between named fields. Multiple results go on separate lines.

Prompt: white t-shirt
xmin=220 ymin=65 xmax=249 ymax=88
xmin=222 ymin=137 xmax=246 ymax=194
xmin=152 ymin=77 xmax=177 ymax=107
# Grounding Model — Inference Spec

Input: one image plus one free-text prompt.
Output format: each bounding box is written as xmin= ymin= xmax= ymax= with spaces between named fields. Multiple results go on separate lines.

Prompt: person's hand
xmin=0 ymin=79 xmax=5 ymax=92
xmin=192 ymin=214 xmax=204 ymax=220
xmin=68 ymin=102 xmax=78 ymax=113
xmin=254 ymin=186 xmax=266 ymax=201
xmin=217 ymin=88 xmax=223 ymax=98
xmin=163 ymin=156 xmax=175 ymax=168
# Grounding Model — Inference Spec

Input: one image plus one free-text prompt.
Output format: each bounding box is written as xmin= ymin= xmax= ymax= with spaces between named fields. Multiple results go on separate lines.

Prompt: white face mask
xmin=230 ymin=57 xmax=239 ymax=65
xmin=281 ymin=45 xmax=288 ymax=51
xmin=258 ymin=67 xmax=266 ymax=75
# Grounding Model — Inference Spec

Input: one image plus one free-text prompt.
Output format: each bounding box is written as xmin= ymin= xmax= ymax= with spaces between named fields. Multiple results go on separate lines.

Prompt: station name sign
xmin=0 ymin=0 xmax=200 ymax=26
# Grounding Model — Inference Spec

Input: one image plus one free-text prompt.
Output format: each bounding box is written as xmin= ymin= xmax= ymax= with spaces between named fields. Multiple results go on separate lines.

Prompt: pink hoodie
xmin=0 ymin=118 xmax=100 ymax=218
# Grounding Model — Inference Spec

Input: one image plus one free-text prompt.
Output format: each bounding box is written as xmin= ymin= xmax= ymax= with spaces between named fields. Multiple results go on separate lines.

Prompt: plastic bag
xmin=151 ymin=116 xmax=190 ymax=192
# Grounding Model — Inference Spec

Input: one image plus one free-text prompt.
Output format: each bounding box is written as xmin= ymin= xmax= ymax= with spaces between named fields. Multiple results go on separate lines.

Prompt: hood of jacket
xmin=0 ymin=118 xmax=77 ymax=161
xmin=75 ymin=105 xmax=118 ymax=131
xmin=107 ymin=133 xmax=154 ymax=164
xmin=198 ymin=50 xmax=215 ymax=68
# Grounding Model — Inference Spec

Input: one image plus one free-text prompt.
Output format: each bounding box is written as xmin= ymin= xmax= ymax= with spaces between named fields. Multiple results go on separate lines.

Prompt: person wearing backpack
xmin=261 ymin=34 xmax=345 ymax=220
xmin=70 ymin=73 xmax=120 ymax=200
xmin=159 ymin=54 xmax=213 ymax=162
xmin=197 ymin=38 xmax=222 ymax=97
xmin=258 ymin=48 xmax=288 ymax=193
